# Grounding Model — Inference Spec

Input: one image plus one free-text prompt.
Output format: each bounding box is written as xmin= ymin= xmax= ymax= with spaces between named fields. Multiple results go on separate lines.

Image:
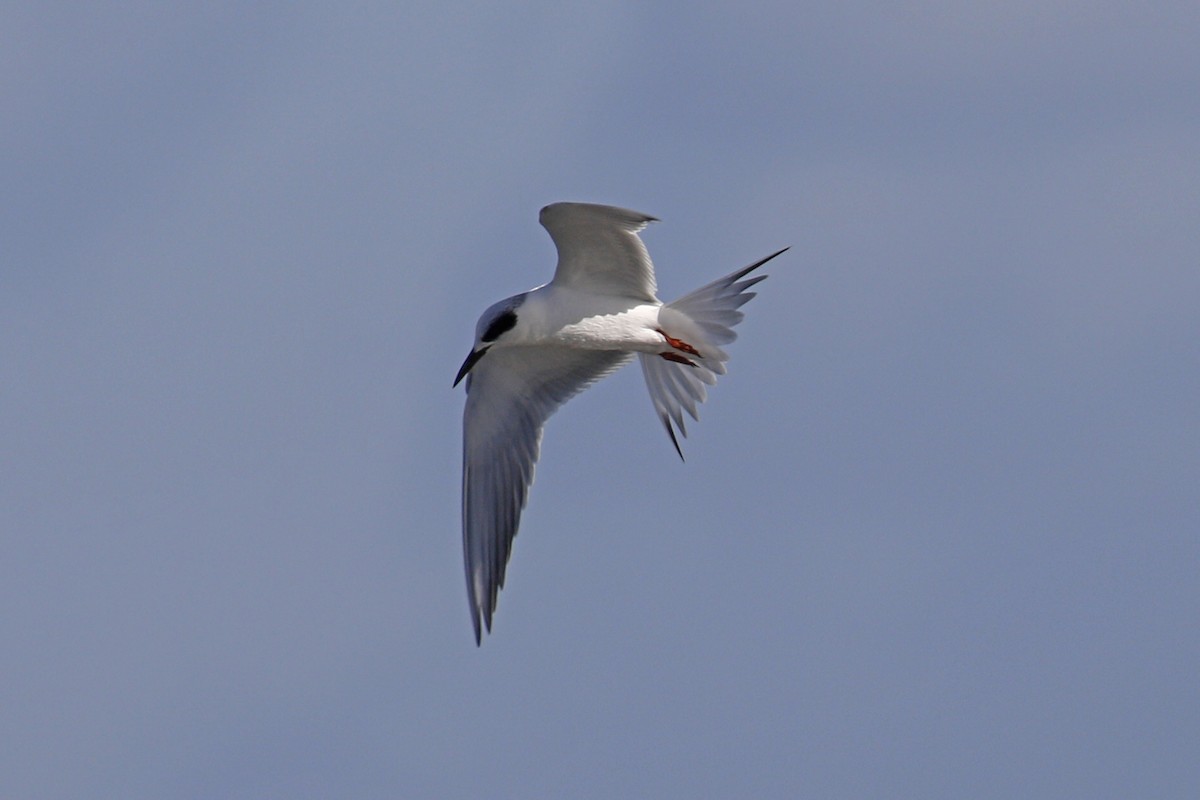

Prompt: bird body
xmin=507 ymin=288 xmax=664 ymax=351
xmin=455 ymin=202 xmax=786 ymax=643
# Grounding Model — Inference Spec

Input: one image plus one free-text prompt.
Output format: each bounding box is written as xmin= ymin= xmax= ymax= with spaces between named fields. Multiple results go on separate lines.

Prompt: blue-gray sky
xmin=3 ymin=3 xmax=1198 ymax=797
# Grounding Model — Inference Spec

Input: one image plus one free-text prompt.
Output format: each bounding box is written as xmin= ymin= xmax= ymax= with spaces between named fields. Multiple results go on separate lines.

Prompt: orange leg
xmin=656 ymin=328 xmax=700 ymax=356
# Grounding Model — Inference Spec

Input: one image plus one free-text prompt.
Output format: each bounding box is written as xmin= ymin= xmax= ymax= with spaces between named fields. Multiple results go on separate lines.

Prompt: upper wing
xmin=539 ymin=202 xmax=659 ymax=302
xmin=462 ymin=345 xmax=632 ymax=643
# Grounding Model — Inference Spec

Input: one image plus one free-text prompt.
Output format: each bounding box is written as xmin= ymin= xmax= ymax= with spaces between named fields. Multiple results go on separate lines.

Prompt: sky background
xmin=3 ymin=3 xmax=1198 ymax=797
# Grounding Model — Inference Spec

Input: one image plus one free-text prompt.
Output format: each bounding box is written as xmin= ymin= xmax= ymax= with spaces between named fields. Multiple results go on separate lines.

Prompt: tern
xmin=454 ymin=202 xmax=787 ymax=643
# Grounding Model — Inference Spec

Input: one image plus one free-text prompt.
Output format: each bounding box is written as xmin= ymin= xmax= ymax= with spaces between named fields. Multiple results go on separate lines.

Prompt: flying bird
xmin=455 ymin=202 xmax=787 ymax=643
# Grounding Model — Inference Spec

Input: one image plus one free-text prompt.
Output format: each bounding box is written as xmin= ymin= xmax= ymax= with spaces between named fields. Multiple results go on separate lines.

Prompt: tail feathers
xmin=638 ymin=247 xmax=787 ymax=459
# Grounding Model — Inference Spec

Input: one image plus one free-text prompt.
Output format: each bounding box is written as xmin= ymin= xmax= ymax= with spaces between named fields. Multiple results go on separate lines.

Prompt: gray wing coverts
xmin=540 ymin=202 xmax=659 ymax=302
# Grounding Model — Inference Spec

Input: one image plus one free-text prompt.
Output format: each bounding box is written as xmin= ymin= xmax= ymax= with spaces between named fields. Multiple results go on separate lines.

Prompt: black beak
xmin=453 ymin=346 xmax=489 ymax=387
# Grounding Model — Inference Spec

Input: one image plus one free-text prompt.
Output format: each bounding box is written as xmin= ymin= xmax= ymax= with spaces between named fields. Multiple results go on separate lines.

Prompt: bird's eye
xmin=481 ymin=310 xmax=517 ymax=342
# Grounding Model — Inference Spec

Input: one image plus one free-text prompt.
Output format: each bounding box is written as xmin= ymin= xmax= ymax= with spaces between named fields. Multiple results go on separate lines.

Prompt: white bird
xmin=455 ymin=202 xmax=786 ymax=643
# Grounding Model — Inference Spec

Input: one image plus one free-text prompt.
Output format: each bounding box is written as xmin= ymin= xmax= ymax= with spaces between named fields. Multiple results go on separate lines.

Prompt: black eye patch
xmin=481 ymin=309 xmax=517 ymax=342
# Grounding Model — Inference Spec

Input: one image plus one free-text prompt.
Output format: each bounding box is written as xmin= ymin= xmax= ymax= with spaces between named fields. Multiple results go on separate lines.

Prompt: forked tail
xmin=638 ymin=248 xmax=788 ymax=458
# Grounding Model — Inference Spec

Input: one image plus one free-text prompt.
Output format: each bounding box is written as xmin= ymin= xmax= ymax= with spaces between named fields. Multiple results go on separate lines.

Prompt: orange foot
xmin=656 ymin=328 xmax=700 ymax=356
xmin=660 ymin=351 xmax=697 ymax=367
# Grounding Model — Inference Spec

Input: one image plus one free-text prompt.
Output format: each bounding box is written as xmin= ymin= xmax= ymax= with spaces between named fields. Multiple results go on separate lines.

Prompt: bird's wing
xmin=540 ymin=202 xmax=659 ymax=302
xmin=462 ymin=345 xmax=632 ymax=643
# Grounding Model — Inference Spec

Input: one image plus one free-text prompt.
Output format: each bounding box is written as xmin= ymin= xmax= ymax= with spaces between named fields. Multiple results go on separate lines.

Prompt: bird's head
xmin=454 ymin=293 xmax=527 ymax=387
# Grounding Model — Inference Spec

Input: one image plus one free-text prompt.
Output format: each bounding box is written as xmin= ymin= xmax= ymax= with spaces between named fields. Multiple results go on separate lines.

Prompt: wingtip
xmin=470 ymin=605 xmax=482 ymax=645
